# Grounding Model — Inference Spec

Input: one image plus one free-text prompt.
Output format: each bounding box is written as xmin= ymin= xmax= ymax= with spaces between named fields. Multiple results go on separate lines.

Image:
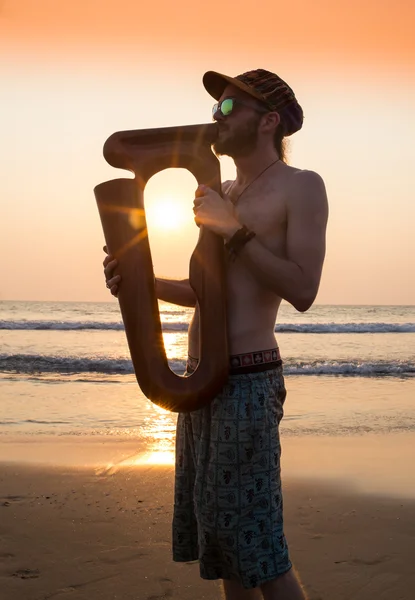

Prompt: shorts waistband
xmin=187 ymin=348 xmax=282 ymax=375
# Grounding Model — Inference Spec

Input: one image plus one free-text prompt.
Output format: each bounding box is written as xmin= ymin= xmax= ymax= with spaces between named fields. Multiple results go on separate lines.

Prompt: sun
xmin=145 ymin=196 xmax=188 ymax=231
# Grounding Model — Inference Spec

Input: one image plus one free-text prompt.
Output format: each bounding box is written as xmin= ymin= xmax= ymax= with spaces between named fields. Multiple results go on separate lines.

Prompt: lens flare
xmin=145 ymin=196 xmax=187 ymax=231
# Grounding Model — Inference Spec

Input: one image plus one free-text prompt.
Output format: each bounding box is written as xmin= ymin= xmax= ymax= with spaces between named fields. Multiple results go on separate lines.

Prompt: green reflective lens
xmin=212 ymin=98 xmax=236 ymax=120
xmin=220 ymin=98 xmax=234 ymax=116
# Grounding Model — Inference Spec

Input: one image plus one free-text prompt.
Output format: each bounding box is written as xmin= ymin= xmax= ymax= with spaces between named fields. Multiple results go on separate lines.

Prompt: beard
xmin=213 ymin=114 xmax=261 ymax=158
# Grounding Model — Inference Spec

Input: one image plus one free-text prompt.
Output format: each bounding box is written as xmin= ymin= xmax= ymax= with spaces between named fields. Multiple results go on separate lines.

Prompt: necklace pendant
xmin=228 ymin=158 xmax=281 ymax=206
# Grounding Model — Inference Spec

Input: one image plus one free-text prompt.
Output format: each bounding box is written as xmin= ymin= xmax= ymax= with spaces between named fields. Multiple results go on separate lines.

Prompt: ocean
xmin=1 ymin=301 xmax=414 ymax=455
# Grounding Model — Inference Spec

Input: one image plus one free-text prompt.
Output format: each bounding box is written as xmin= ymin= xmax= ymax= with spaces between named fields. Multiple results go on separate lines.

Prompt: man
xmin=103 ymin=68 xmax=328 ymax=600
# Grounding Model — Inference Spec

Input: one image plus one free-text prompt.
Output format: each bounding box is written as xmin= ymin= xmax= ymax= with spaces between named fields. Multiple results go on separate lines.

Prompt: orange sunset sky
xmin=1 ymin=0 xmax=414 ymax=304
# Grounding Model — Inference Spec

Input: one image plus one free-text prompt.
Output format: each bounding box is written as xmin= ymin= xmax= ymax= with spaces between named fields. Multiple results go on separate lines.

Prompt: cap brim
xmin=203 ymin=71 xmax=269 ymax=105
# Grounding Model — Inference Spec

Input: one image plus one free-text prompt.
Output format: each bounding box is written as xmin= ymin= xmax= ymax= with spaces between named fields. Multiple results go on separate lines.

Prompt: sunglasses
xmin=212 ymin=97 xmax=268 ymax=120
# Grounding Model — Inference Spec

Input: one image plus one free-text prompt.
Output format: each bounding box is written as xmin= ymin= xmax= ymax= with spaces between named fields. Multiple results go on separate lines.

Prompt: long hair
xmin=274 ymin=123 xmax=287 ymax=163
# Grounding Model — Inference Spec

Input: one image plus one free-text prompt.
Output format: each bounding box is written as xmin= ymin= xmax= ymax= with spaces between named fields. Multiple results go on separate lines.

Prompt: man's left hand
xmin=193 ymin=185 xmax=241 ymax=239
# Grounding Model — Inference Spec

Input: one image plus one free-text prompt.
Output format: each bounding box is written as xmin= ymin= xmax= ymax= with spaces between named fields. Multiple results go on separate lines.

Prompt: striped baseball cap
xmin=203 ymin=68 xmax=303 ymax=136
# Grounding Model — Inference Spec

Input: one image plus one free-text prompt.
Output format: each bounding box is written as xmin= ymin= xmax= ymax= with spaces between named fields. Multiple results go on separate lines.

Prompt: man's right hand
xmin=103 ymin=245 xmax=121 ymax=297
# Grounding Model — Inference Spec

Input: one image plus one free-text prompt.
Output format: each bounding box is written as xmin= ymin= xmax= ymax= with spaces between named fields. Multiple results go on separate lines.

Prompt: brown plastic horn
xmin=94 ymin=123 xmax=229 ymax=412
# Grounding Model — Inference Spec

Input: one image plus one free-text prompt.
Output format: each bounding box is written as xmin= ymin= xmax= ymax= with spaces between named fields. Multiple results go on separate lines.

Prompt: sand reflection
xmin=133 ymin=403 xmax=176 ymax=465
xmin=102 ymin=403 xmax=177 ymax=472
xmin=128 ymin=449 xmax=175 ymax=465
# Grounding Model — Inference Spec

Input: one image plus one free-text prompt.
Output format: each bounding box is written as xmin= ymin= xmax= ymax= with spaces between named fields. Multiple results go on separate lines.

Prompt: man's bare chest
xmin=230 ymin=187 xmax=287 ymax=246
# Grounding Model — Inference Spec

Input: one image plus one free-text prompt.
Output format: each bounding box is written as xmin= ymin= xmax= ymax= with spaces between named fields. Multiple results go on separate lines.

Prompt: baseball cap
xmin=203 ymin=68 xmax=303 ymax=136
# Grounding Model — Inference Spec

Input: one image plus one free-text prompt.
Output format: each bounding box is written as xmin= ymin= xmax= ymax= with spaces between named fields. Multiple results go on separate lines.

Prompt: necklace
xmin=228 ymin=158 xmax=281 ymax=205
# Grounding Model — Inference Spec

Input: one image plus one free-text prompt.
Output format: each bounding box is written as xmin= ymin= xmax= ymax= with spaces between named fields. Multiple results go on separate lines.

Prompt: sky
xmin=1 ymin=0 xmax=415 ymax=305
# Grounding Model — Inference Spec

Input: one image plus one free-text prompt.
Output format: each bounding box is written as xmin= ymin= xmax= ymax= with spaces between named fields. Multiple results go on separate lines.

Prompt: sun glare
xmin=146 ymin=196 xmax=188 ymax=231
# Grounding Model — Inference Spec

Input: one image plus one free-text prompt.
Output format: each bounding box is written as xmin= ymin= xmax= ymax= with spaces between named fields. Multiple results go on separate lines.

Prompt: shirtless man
xmin=103 ymin=69 xmax=328 ymax=600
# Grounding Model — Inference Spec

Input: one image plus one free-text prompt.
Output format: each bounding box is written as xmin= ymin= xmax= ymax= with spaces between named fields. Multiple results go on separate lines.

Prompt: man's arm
xmin=233 ymin=171 xmax=329 ymax=312
xmin=103 ymin=246 xmax=197 ymax=306
xmin=156 ymin=278 xmax=197 ymax=307
xmin=155 ymin=227 xmax=203 ymax=307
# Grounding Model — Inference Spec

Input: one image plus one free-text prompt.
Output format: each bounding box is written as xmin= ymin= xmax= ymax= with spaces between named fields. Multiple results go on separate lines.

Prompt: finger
xmin=193 ymin=199 xmax=203 ymax=210
xmin=103 ymin=255 xmax=114 ymax=267
xmin=110 ymin=285 xmax=118 ymax=297
xmin=103 ymin=259 xmax=118 ymax=277
xmin=106 ymin=275 xmax=121 ymax=288
xmin=195 ymin=184 xmax=207 ymax=198
xmin=103 ymin=245 xmax=108 ymax=254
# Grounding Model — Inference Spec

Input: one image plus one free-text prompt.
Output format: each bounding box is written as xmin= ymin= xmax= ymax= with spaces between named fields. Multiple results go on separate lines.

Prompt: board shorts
xmin=172 ymin=348 xmax=292 ymax=589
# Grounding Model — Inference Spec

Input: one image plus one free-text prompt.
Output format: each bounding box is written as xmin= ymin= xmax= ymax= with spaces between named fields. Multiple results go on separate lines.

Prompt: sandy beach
xmin=1 ymin=435 xmax=414 ymax=600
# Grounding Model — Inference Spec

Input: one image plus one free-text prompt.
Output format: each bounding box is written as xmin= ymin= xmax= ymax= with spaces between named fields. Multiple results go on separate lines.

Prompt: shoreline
xmin=1 ymin=432 xmax=414 ymax=499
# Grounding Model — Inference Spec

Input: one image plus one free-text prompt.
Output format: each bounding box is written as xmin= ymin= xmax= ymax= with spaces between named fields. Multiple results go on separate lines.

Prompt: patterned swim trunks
xmin=172 ymin=349 xmax=292 ymax=589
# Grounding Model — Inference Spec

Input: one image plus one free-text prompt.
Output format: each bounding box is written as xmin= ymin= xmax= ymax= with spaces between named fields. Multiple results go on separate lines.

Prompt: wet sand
xmin=0 ymin=435 xmax=414 ymax=600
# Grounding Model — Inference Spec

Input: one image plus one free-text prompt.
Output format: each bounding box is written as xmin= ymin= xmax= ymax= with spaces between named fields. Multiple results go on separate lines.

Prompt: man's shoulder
xmin=283 ymin=166 xmax=327 ymax=208
xmin=283 ymin=165 xmax=325 ymax=187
